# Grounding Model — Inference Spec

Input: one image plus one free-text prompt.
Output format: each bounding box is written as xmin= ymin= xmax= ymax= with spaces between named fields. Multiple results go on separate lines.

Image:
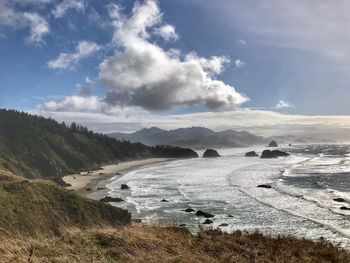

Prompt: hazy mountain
xmin=109 ymin=127 xmax=269 ymax=148
xmin=109 ymin=127 xmax=337 ymax=149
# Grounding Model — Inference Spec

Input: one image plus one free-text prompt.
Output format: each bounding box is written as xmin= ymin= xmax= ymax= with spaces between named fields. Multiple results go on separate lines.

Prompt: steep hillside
xmin=0 ymin=170 xmax=130 ymax=236
xmin=0 ymin=109 xmax=198 ymax=184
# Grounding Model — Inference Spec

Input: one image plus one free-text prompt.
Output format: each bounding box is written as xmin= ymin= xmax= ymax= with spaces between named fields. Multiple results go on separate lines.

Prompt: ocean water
xmin=105 ymin=144 xmax=350 ymax=247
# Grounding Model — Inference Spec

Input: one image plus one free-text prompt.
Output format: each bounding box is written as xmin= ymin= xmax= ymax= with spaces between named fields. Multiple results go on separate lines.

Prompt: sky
xmin=2 ymin=0 xmax=350 ymax=140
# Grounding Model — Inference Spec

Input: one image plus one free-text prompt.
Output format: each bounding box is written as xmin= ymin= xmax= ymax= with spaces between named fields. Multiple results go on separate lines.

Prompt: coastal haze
xmin=2 ymin=0 xmax=350 ymax=261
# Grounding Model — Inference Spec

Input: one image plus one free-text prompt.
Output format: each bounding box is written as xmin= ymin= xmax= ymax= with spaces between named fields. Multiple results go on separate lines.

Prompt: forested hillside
xmin=0 ymin=109 xmax=198 ymax=185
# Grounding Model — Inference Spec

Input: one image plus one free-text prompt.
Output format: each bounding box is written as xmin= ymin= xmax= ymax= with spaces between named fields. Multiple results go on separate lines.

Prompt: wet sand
xmin=63 ymin=158 xmax=172 ymax=195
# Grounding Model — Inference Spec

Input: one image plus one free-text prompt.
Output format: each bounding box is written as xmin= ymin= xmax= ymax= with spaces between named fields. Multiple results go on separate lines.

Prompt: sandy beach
xmin=63 ymin=158 xmax=172 ymax=194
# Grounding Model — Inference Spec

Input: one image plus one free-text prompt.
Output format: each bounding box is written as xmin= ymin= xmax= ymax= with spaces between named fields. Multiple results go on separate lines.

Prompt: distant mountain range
xmin=109 ymin=127 xmax=335 ymax=149
xmin=109 ymin=127 xmax=260 ymax=148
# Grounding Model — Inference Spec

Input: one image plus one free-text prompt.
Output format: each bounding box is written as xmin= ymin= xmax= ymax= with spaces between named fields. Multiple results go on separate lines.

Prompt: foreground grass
xmin=2 ymin=225 xmax=350 ymax=263
xmin=0 ymin=170 xmax=349 ymax=262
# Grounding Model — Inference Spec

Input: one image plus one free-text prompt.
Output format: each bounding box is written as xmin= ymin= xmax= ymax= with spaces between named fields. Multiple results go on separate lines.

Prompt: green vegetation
xmin=0 ymin=169 xmax=349 ymax=262
xmin=0 ymin=170 xmax=130 ymax=237
xmin=0 ymin=109 xmax=198 ymax=185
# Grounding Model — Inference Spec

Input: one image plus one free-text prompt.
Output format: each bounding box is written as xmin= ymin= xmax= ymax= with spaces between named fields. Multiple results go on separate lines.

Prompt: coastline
xmin=63 ymin=158 xmax=173 ymax=196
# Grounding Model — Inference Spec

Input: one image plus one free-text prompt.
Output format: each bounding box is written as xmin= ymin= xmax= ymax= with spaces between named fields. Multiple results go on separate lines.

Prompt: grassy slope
xmin=3 ymin=226 xmax=350 ymax=263
xmin=0 ymin=170 xmax=130 ymax=236
xmin=0 ymin=170 xmax=349 ymax=263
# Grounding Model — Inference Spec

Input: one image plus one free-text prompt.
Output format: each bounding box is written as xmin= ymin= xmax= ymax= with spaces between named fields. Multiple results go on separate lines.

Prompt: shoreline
xmin=63 ymin=158 xmax=173 ymax=196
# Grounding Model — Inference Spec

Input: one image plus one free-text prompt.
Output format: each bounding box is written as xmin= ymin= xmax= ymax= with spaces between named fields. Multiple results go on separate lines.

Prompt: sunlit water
xmin=102 ymin=144 xmax=350 ymax=247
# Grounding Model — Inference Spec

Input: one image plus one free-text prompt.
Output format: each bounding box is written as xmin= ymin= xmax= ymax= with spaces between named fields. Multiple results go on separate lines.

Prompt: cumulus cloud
xmin=234 ymin=59 xmax=245 ymax=69
xmin=0 ymin=0 xmax=50 ymax=44
xmin=42 ymin=95 xmax=102 ymax=112
xmin=40 ymin=94 xmax=148 ymax=118
xmin=275 ymin=100 xmax=294 ymax=109
xmin=99 ymin=0 xmax=248 ymax=111
xmin=155 ymin=24 xmax=178 ymax=41
xmin=48 ymin=41 xmax=101 ymax=69
xmin=52 ymin=0 xmax=85 ymax=18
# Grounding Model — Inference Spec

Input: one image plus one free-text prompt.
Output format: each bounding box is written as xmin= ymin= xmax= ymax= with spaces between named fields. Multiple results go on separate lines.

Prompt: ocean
xmin=104 ymin=144 xmax=350 ymax=247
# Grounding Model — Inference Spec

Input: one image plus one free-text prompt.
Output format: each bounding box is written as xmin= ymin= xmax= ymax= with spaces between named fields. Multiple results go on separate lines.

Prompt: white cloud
xmin=0 ymin=1 xmax=50 ymax=44
xmin=23 ymin=12 xmax=49 ymax=44
xmin=42 ymin=95 xmax=102 ymax=112
xmin=238 ymin=39 xmax=246 ymax=45
xmin=52 ymin=0 xmax=85 ymax=18
xmin=99 ymin=0 xmax=248 ymax=111
xmin=155 ymin=24 xmax=178 ymax=41
xmin=234 ymin=59 xmax=245 ymax=69
xmin=40 ymin=94 xmax=148 ymax=117
xmin=48 ymin=41 xmax=101 ymax=69
xmin=275 ymin=100 xmax=294 ymax=109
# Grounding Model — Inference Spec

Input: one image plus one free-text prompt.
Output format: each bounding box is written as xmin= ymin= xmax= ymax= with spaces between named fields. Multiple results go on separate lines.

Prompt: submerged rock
xmin=340 ymin=206 xmax=350 ymax=210
xmin=268 ymin=140 xmax=278 ymax=147
xmin=257 ymin=184 xmax=272 ymax=189
xmin=97 ymin=187 xmax=106 ymax=190
xmin=100 ymin=196 xmax=124 ymax=202
xmin=334 ymin=198 xmax=346 ymax=203
xmin=196 ymin=210 xmax=215 ymax=218
xmin=203 ymin=219 xmax=214 ymax=224
xmin=121 ymin=184 xmax=130 ymax=190
xmin=245 ymin=151 xmax=259 ymax=157
xmin=179 ymin=224 xmax=186 ymax=227
xmin=161 ymin=199 xmax=170 ymax=202
xmin=85 ymin=188 xmax=92 ymax=191
xmin=219 ymin=223 xmax=229 ymax=227
xmin=228 ymin=214 xmax=234 ymax=218
xmin=184 ymin=208 xmax=196 ymax=213
xmin=203 ymin=149 xmax=221 ymax=158
xmin=260 ymin=150 xmax=289 ymax=159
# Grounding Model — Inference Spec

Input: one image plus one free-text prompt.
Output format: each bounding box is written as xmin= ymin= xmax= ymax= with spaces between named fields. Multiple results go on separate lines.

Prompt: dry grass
xmin=0 ymin=170 xmax=349 ymax=263
xmin=1 ymin=225 xmax=349 ymax=263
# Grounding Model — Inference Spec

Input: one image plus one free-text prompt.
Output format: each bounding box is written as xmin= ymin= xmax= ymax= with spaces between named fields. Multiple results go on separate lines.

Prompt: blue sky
xmin=2 ymin=0 xmax=350 ymax=138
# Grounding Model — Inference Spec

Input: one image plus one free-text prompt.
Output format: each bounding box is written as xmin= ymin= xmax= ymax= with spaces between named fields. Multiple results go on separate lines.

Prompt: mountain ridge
xmin=109 ymin=126 xmax=336 ymax=148
xmin=109 ymin=126 xmax=268 ymax=148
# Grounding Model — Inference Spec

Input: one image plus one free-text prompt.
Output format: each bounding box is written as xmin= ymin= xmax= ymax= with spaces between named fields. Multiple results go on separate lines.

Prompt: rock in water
xmin=100 ymin=196 xmax=124 ymax=202
xmin=245 ymin=151 xmax=259 ymax=157
xmin=260 ymin=150 xmax=289 ymax=158
xmin=334 ymin=198 xmax=346 ymax=202
xmin=196 ymin=210 xmax=215 ymax=218
xmin=161 ymin=199 xmax=170 ymax=202
xmin=257 ymin=184 xmax=272 ymax=189
xmin=184 ymin=208 xmax=195 ymax=213
xmin=268 ymin=140 xmax=278 ymax=147
xmin=203 ymin=149 xmax=221 ymax=158
xmin=121 ymin=184 xmax=130 ymax=190
xmin=203 ymin=219 xmax=214 ymax=224
xmin=340 ymin=206 xmax=350 ymax=210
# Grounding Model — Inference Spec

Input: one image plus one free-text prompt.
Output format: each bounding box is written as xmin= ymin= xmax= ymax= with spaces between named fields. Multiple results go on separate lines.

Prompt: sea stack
xmin=245 ymin=151 xmax=259 ymax=157
xmin=268 ymin=140 xmax=278 ymax=147
xmin=203 ymin=149 xmax=221 ymax=158
xmin=261 ymin=150 xmax=290 ymax=158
